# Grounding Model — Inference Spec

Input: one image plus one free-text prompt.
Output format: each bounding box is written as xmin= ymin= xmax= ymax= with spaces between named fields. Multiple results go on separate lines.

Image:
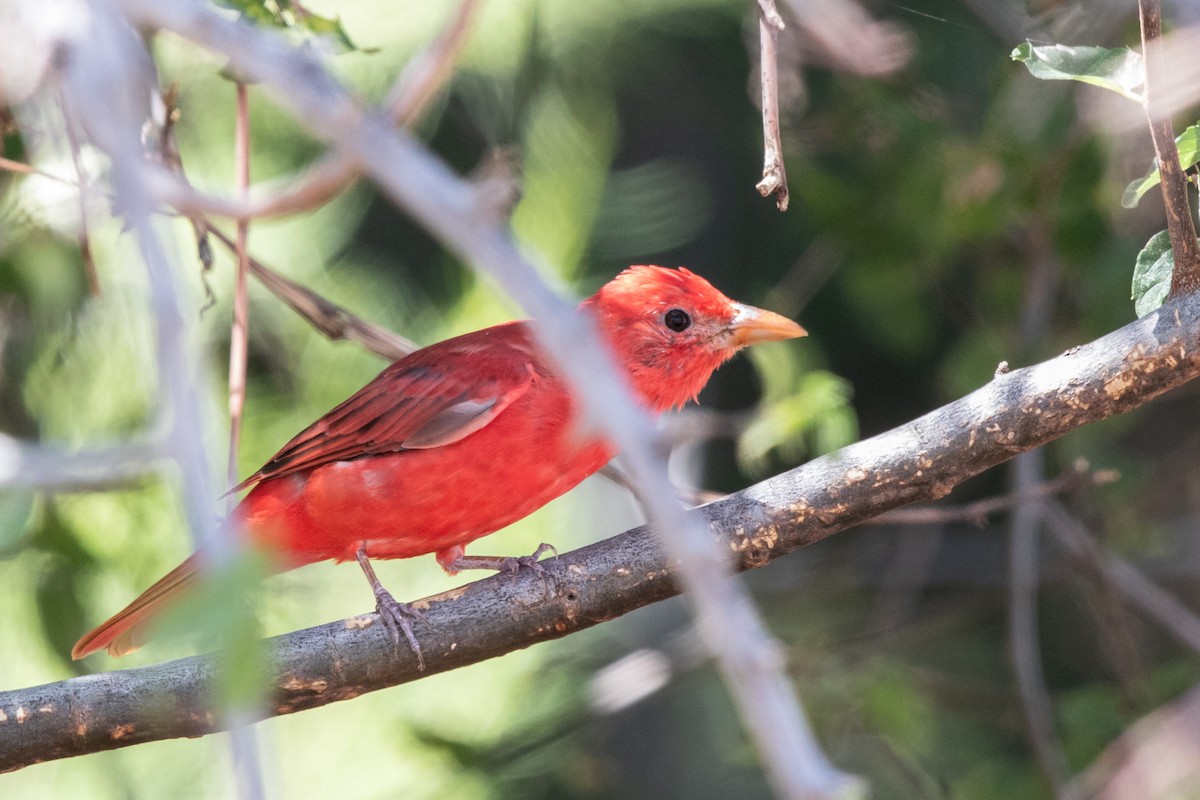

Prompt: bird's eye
xmin=663 ymin=308 xmax=692 ymax=332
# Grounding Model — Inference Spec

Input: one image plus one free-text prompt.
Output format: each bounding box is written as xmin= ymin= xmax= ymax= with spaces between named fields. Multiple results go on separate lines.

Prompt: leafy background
xmin=3 ymin=0 xmax=1200 ymax=798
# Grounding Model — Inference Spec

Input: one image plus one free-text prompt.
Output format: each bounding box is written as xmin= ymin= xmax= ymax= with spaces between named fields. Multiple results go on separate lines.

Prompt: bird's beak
xmin=724 ymin=302 xmax=807 ymax=348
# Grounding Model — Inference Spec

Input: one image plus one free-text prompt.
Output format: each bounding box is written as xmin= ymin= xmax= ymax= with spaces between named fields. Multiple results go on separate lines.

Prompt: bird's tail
xmin=71 ymin=555 xmax=200 ymax=660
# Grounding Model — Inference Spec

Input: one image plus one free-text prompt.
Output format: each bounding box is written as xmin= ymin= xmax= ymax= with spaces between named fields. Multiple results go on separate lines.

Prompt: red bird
xmin=72 ymin=266 xmax=805 ymax=665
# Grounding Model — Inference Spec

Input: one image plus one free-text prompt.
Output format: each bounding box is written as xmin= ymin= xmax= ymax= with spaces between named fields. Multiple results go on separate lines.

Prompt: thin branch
xmin=204 ymin=225 xmax=419 ymax=361
xmin=146 ymin=87 xmax=418 ymax=361
xmin=1139 ymin=0 xmax=1200 ymax=296
xmin=227 ymin=81 xmax=251 ymax=493
xmin=0 ymin=156 xmax=69 ymax=181
xmin=1008 ymin=450 xmax=1079 ymax=800
xmin=1045 ymin=501 xmax=1200 ymax=659
xmin=0 ymin=434 xmax=162 ymax=491
xmin=755 ymin=0 xmax=789 ymax=212
xmin=869 ymin=466 xmax=1118 ymax=526
xmin=225 ymin=83 xmax=267 ymax=800
xmin=151 ymin=0 xmax=480 ymax=222
xmin=6 ymin=287 xmax=1200 ymax=771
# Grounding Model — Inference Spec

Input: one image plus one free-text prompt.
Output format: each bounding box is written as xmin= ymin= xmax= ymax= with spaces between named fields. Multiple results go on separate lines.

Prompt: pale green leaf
xmin=1132 ymin=230 xmax=1174 ymax=316
xmin=1122 ymin=124 xmax=1200 ymax=208
xmin=1012 ymin=42 xmax=1144 ymax=102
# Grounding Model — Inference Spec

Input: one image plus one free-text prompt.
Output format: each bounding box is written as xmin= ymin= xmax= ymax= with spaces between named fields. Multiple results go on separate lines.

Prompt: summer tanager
xmin=72 ymin=266 xmax=805 ymax=665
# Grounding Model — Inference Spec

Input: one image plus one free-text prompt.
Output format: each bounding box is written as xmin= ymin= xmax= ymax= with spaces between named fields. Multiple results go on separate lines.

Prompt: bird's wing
xmin=233 ymin=331 xmax=537 ymax=492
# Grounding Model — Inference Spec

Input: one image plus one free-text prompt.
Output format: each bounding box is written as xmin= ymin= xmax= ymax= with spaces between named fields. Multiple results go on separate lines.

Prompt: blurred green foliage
xmin=4 ymin=0 xmax=1200 ymax=799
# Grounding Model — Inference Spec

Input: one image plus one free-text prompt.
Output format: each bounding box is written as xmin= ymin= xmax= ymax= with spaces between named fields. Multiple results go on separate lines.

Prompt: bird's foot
xmin=442 ymin=543 xmax=559 ymax=595
xmin=372 ymin=586 xmax=429 ymax=671
xmin=356 ymin=545 xmax=430 ymax=670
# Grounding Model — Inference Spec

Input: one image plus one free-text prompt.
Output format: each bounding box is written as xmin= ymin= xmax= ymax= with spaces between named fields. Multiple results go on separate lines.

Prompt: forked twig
xmin=755 ymin=0 xmax=789 ymax=211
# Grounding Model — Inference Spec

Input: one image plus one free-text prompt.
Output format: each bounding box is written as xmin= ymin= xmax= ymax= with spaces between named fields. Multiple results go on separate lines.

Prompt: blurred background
xmin=4 ymin=0 xmax=1200 ymax=797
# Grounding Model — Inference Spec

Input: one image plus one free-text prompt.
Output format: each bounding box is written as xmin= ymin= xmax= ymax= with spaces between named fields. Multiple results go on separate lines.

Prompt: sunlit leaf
xmin=1011 ymin=42 xmax=1144 ymax=101
xmin=293 ymin=10 xmax=358 ymax=54
xmin=739 ymin=346 xmax=857 ymax=473
xmin=1122 ymin=123 xmax=1200 ymax=208
xmin=213 ymin=0 xmax=361 ymax=53
xmin=154 ymin=548 xmax=272 ymax=711
xmin=1131 ymin=230 xmax=1174 ymax=316
xmin=0 ymin=490 xmax=35 ymax=553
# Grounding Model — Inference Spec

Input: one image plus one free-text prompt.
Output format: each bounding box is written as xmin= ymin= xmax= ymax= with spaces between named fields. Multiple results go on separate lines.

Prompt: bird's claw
xmin=505 ymin=543 xmax=558 ymax=597
xmin=500 ymin=542 xmax=558 ymax=576
xmin=373 ymin=587 xmax=429 ymax=671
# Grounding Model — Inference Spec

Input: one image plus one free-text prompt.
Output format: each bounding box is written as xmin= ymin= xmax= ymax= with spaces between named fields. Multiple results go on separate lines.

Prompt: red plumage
xmin=72 ymin=266 xmax=805 ymax=660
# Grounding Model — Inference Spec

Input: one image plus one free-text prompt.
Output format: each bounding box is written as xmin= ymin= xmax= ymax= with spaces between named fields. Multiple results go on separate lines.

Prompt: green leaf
xmin=1122 ymin=123 xmax=1200 ymax=207
xmin=0 ymin=490 xmax=35 ymax=553
xmin=213 ymin=0 xmax=361 ymax=53
xmin=1132 ymin=230 xmax=1174 ymax=316
xmin=154 ymin=549 xmax=272 ymax=711
xmin=1011 ymin=42 xmax=1144 ymax=102
xmin=294 ymin=11 xmax=358 ymax=54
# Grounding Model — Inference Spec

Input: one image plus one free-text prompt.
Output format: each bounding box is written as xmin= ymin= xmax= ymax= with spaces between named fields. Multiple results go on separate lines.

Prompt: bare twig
xmin=204 ymin=225 xmax=419 ymax=361
xmin=1009 ymin=450 xmax=1079 ymax=799
xmin=7 ymin=286 xmax=1200 ymax=771
xmin=0 ymin=434 xmax=162 ymax=491
xmin=227 ymin=82 xmax=251 ymax=493
xmin=1139 ymin=0 xmax=1200 ymax=296
xmin=869 ymin=465 xmax=1118 ymax=526
xmin=755 ymin=0 xmax=789 ymax=211
xmin=1045 ymin=501 xmax=1200 ymax=659
xmin=223 ymin=90 xmax=268 ymax=800
xmin=0 ymin=156 xmax=68 ymax=181
xmin=117 ymin=3 xmax=854 ymax=797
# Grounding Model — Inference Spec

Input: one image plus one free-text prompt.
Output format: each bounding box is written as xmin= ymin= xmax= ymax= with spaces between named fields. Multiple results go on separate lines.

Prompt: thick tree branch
xmin=5 ymin=289 xmax=1200 ymax=772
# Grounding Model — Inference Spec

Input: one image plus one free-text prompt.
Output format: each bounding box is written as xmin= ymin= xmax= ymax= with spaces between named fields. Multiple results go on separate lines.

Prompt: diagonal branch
xmin=203 ymin=225 xmax=419 ymax=361
xmin=5 ymin=288 xmax=1200 ymax=773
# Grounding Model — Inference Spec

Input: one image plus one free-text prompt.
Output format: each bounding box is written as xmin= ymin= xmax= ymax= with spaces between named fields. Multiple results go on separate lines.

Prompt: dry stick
xmin=1009 ymin=449 xmax=1079 ymax=800
xmin=1045 ymin=502 xmax=1200 ymax=658
xmin=227 ymin=81 xmax=252 ymax=492
xmin=756 ymin=0 xmax=789 ymax=211
xmin=121 ymin=4 xmax=851 ymax=798
xmin=869 ymin=466 xmax=1118 ymax=526
xmin=204 ymin=226 xmax=419 ymax=361
xmin=225 ymin=81 xmax=267 ymax=800
xmin=0 ymin=156 xmax=60 ymax=179
xmin=6 ymin=289 xmax=1200 ymax=772
xmin=1139 ymin=0 xmax=1200 ymax=296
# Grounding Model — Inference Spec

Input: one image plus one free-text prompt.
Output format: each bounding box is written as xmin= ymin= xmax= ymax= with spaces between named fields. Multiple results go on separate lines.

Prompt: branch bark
xmin=5 ymin=289 xmax=1200 ymax=772
xmin=1139 ymin=0 xmax=1200 ymax=296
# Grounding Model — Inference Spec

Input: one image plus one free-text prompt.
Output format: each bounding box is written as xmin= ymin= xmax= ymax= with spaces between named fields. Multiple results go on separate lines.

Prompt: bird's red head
xmin=584 ymin=265 xmax=806 ymax=412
